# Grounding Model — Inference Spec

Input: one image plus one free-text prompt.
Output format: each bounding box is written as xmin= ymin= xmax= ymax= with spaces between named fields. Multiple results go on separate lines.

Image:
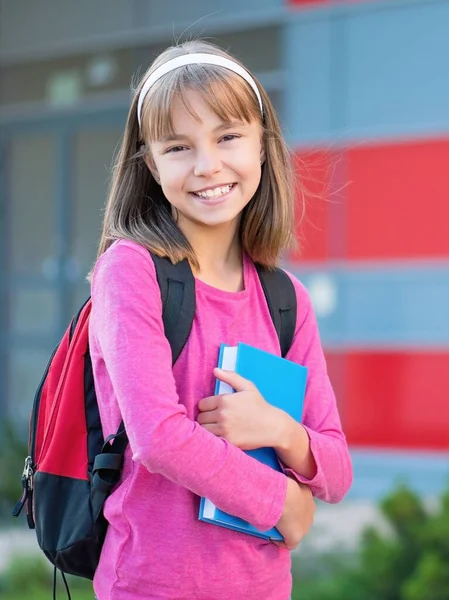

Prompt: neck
xmin=193 ymin=226 xmax=242 ymax=273
xmin=179 ymin=219 xmax=244 ymax=290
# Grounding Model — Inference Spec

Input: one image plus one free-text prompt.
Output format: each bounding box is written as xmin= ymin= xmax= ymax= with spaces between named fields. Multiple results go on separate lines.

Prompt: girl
xmin=89 ymin=40 xmax=353 ymax=600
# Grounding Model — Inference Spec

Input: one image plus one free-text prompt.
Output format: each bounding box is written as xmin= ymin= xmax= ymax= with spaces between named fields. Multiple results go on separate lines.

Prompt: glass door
xmin=0 ymin=116 xmax=125 ymax=431
xmin=69 ymin=127 xmax=123 ymax=314
xmin=2 ymin=133 xmax=60 ymax=427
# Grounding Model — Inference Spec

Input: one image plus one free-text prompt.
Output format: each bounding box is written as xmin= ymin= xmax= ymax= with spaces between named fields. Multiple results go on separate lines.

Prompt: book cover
xmin=199 ymin=342 xmax=308 ymax=541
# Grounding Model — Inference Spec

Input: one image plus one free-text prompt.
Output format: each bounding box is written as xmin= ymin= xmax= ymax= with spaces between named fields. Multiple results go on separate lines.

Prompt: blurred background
xmin=0 ymin=0 xmax=448 ymax=599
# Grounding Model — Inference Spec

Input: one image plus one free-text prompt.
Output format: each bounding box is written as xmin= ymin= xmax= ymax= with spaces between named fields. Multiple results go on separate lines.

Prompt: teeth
xmin=196 ymin=184 xmax=232 ymax=198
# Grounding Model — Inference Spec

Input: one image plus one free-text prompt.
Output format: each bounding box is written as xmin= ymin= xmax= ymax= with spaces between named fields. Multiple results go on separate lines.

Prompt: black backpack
xmin=13 ymin=253 xmax=297 ymax=582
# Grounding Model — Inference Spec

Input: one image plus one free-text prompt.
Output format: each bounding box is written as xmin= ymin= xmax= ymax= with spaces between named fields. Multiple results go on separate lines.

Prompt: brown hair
xmin=93 ymin=40 xmax=297 ymax=273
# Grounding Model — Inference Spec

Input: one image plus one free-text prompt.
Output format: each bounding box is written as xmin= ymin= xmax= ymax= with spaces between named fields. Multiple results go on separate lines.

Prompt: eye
xmin=166 ymin=145 xmax=187 ymax=154
xmin=220 ymin=134 xmax=241 ymax=143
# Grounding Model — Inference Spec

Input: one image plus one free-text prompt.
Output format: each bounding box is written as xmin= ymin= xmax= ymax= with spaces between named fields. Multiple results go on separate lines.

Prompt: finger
xmin=197 ymin=410 xmax=219 ymax=425
xmin=197 ymin=395 xmax=219 ymax=413
xmin=272 ymin=540 xmax=297 ymax=551
xmin=213 ymin=368 xmax=255 ymax=392
xmin=200 ymin=423 xmax=222 ymax=437
xmin=271 ymin=541 xmax=287 ymax=549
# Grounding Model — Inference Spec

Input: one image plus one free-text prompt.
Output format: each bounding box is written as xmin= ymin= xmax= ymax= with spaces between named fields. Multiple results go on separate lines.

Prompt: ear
xmin=143 ymin=151 xmax=160 ymax=184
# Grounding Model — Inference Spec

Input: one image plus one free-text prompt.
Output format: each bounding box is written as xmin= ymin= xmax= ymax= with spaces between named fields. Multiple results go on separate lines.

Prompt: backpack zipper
xmin=11 ymin=455 xmax=35 ymax=526
xmin=12 ymin=343 xmax=59 ymax=526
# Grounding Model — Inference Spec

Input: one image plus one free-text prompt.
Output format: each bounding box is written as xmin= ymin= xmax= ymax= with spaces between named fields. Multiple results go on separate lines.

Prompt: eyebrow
xmin=159 ymin=120 xmax=247 ymax=143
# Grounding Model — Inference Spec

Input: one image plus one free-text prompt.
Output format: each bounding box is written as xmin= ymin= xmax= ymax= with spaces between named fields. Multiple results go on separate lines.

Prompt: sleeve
xmin=281 ymin=273 xmax=353 ymax=504
xmin=89 ymin=241 xmax=287 ymax=531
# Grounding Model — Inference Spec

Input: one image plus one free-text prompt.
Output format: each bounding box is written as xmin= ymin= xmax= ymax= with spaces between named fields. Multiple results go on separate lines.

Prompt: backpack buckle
xmin=12 ymin=456 xmax=35 ymax=523
xmin=22 ymin=456 xmax=34 ymax=489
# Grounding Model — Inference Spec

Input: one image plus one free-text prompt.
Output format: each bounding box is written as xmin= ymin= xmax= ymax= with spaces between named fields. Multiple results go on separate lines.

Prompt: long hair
xmin=92 ymin=40 xmax=298 ymax=274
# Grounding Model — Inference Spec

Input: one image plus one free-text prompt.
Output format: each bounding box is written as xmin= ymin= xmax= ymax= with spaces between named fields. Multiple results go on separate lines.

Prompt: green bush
xmin=0 ymin=422 xmax=28 ymax=520
xmin=293 ymin=485 xmax=449 ymax=600
xmin=0 ymin=554 xmax=93 ymax=597
xmin=2 ymin=475 xmax=448 ymax=599
xmin=0 ymin=554 xmax=51 ymax=594
xmin=403 ymin=552 xmax=449 ymax=600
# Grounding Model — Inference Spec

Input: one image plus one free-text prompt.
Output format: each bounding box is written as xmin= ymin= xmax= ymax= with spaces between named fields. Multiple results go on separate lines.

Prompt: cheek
xmin=238 ymin=143 xmax=263 ymax=178
xmin=159 ymin=164 xmax=185 ymax=191
xmin=241 ymin=158 xmax=262 ymax=188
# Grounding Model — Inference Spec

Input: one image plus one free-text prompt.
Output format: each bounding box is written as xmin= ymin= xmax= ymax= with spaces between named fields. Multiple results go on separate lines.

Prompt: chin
xmin=196 ymin=218 xmax=237 ymax=229
xmin=189 ymin=209 xmax=243 ymax=229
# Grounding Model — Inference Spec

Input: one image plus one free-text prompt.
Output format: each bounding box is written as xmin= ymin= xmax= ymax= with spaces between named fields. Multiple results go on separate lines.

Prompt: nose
xmin=193 ymin=146 xmax=222 ymax=178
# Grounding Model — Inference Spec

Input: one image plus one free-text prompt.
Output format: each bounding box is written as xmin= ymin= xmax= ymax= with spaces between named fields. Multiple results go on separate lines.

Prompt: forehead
xmin=141 ymin=68 xmax=261 ymax=142
xmin=169 ymin=90 xmax=240 ymax=130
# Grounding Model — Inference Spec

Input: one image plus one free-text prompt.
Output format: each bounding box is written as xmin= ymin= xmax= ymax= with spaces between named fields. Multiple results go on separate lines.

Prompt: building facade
xmin=1 ymin=0 xmax=448 ymax=498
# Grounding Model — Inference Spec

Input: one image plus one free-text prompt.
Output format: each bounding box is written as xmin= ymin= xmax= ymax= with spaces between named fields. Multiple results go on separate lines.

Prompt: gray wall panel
xmin=284 ymin=13 xmax=334 ymax=144
xmin=349 ymin=450 xmax=449 ymax=500
xmin=0 ymin=0 xmax=135 ymax=57
xmin=285 ymin=0 xmax=449 ymax=146
xmin=136 ymin=0 xmax=283 ymax=29
xmin=346 ymin=1 xmax=449 ymax=138
xmin=288 ymin=263 xmax=449 ymax=347
xmin=0 ymin=0 xmax=285 ymax=61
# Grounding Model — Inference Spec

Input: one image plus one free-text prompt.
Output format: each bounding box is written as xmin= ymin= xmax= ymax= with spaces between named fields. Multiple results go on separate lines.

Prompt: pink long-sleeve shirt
xmin=89 ymin=239 xmax=352 ymax=600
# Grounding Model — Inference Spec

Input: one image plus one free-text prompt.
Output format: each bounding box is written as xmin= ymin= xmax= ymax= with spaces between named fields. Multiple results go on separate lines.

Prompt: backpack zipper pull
xmin=12 ymin=456 xmax=34 ymax=522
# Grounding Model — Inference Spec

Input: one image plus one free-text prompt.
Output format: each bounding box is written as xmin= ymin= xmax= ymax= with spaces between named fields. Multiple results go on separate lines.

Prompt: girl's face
xmin=147 ymin=89 xmax=264 ymax=234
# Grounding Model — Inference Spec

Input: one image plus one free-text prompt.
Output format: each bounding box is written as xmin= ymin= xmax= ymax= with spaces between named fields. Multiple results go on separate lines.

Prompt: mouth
xmin=190 ymin=183 xmax=236 ymax=203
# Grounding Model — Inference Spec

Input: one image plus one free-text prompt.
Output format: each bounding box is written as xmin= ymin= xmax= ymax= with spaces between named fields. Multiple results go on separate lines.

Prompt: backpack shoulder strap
xmin=151 ymin=253 xmax=196 ymax=365
xmin=94 ymin=254 xmax=196 ymax=506
xmin=255 ymin=264 xmax=297 ymax=358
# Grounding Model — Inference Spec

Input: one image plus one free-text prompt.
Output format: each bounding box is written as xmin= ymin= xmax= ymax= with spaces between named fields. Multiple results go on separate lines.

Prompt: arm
xmin=274 ymin=418 xmax=317 ymax=481
xmin=89 ymin=241 xmax=287 ymax=531
xmin=276 ymin=274 xmax=353 ymax=504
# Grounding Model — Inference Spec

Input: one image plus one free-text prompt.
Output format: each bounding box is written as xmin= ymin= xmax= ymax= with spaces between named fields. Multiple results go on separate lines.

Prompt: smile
xmin=191 ymin=183 xmax=236 ymax=199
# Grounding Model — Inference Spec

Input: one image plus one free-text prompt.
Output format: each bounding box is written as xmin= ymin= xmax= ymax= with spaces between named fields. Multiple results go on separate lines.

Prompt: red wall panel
xmin=288 ymin=0 xmax=379 ymax=6
xmin=288 ymin=0 xmax=330 ymax=5
xmin=328 ymin=351 xmax=449 ymax=450
xmin=290 ymin=151 xmax=334 ymax=262
xmin=346 ymin=139 xmax=449 ymax=260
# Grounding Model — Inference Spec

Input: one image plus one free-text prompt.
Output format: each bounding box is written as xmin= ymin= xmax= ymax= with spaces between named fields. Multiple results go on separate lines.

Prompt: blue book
xmin=199 ymin=342 xmax=307 ymax=541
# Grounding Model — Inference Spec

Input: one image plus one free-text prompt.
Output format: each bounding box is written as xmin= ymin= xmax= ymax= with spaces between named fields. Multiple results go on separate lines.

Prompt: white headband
xmin=137 ymin=53 xmax=263 ymax=127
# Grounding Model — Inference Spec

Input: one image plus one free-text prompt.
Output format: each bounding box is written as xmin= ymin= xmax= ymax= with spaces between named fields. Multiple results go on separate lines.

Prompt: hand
xmin=197 ymin=368 xmax=284 ymax=450
xmin=275 ymin=478 xmax=315 ymax=550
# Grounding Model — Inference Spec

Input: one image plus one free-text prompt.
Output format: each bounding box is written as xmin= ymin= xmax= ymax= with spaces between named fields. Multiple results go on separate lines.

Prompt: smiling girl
xmin=89 ymin=40 xmax=352 ymax=600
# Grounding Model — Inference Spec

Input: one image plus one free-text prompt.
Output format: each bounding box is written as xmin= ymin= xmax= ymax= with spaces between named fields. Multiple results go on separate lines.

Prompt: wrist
xmin=271 ymin=409 xmax=293 ymax=452
xmin=280 ymin=476 xmax=296 ymax=520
